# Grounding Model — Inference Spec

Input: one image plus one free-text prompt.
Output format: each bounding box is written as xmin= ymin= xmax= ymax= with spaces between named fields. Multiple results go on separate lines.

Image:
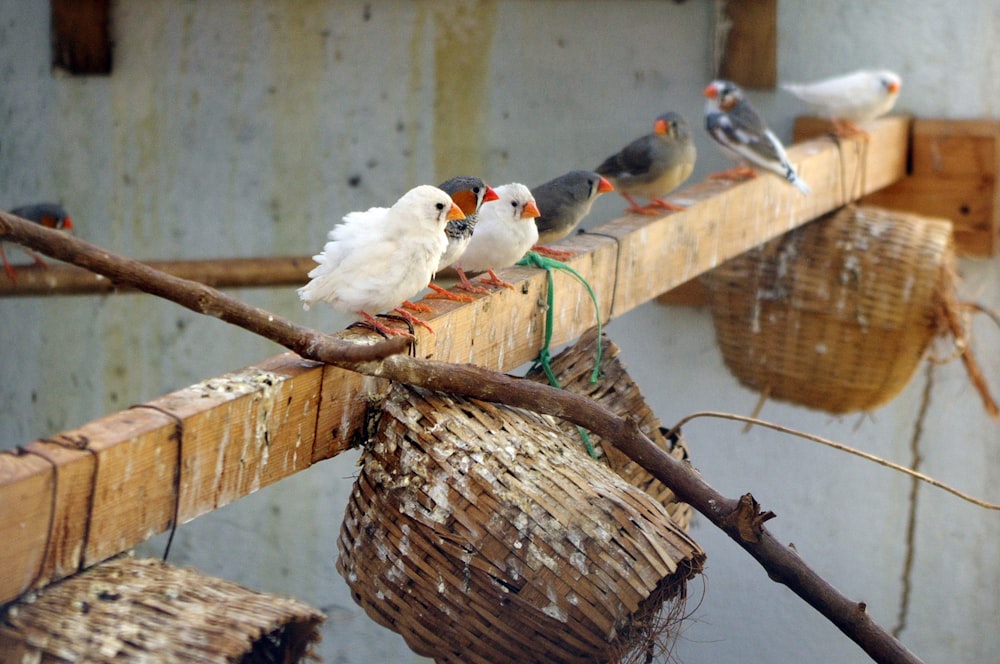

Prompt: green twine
xmin=517 ymin=251 xmax=603 ymax=459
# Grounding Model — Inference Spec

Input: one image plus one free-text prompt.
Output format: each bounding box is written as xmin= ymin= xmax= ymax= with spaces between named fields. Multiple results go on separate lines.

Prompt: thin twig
xmin=665 ymin=411 xmax=1000 ymax=510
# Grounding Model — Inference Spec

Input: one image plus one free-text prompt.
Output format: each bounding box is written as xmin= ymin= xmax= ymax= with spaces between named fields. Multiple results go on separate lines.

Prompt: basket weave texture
xmin=338 ymin=330 xmax=704 ymax=663
xmin=703 ymin=205 xmax=955 ymax=414
xmin=0 ymin=557 xmax=324 ymax=663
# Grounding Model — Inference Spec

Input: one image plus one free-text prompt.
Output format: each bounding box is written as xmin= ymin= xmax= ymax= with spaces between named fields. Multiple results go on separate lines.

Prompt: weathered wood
xmin=0 ymin=256 xmax=318 ymax=297
xmin=794 ymin=116 xmax=1000 ymax=257
xmin=715 ymin=0 xmax=777 ymax=88
xmin=0 ymin=118 xmax=910 ymax=605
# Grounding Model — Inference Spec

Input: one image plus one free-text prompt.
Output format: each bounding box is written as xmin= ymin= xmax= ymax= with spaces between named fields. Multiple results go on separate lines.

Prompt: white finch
xmin=454 ymin=183 xmax=541 ymax=290
xmin=782 ymin=69 xmax=902 ymax=136
xmin=596 ymin=111 xmax=697 ymax=215
xmin=2 ymin=203 xmax=74 ymax=283
xmin=298 ymin=185 xmax=464 ymax=337
xmin=703 ymin=79 xmax=811 ymax=195
xmin=530 ymin=170 xmax=614 ymax=259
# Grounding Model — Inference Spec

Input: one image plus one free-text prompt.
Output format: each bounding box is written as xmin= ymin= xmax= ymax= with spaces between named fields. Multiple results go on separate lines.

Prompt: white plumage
xmin=455 ymin=183 xmax=540 ymax=282
xmin=298 ymin=185 xmax=462 ymax=322
xmin=783 ymin=69 xmax=902 ymax=125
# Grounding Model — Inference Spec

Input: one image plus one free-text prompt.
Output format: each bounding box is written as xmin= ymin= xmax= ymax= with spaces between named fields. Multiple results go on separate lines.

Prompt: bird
xmin=419 ymin=175 xmax=500 ymax=301
xmin=2 ymin=203 xmax=74 ymax=283
xmin=595 ymin=112 xmax=696 ymax=215
xmin=703 ymin=79 xmax=811 ymax=195
xmin=529 ymin=170 xmax=614 ymax=259
xmin=782 ymin=69 xmax=902 ymax=137
xmin=453 ymin=183 xmax=541 ymax=291
xmin=297 ymin=185 xmax=464 ymax=338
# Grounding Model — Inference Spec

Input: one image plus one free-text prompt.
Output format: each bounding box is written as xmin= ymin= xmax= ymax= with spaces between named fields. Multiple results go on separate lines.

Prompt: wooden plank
xmin=0 ymin=256 xmax=318 ymax=297
xmin=716 ymin=0 xmax=777 ymax=89
xmin=793 ymin=116 xmax=1000 ymax=256
xmin=0 ymin=117 xmax=910 ymax=604
xmin=51 ymin=0 xmax=112 ymax=75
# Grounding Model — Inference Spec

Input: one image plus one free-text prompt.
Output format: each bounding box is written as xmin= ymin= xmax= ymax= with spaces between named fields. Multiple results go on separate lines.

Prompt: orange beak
xmin=62 ymin=217 xmax=74 ymax=230
xmin=887 ymin=81 xmax=901 ymax=94
xmin=703 ymin=83 xmax=719 ymax=99
xmin=483 ymin=185 xmax=500 ymax=203
xmin=521 ymin=200 xmax=541 ymax=219
xmin=654 ymin=118 xmax=669 ymax=135
xmin=446 ymin=202 xmax=465 ymax=221
xmin=597 ymin=176 xmax=614 ymax=193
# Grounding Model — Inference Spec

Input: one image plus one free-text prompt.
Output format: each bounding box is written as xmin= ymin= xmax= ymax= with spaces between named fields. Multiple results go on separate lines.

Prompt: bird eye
xmin=472 ymin=186 xmax=481 ymax=194
xmin=436 ymin=202 xmax=445 ymax=210
xmin=510 ymin=200 xmax=518 ymax=207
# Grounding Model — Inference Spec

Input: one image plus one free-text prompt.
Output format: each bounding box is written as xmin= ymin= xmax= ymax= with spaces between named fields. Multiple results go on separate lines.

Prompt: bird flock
xmin=297 ymin=70 xmax=901 ymax=337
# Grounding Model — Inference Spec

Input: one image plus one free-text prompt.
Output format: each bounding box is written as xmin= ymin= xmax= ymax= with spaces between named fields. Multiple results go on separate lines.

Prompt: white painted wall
xmin=1 ymin=2 xmax=997 ymax=662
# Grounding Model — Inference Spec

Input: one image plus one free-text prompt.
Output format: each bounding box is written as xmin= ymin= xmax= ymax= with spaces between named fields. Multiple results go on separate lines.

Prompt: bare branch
xmin=0 ymin=210 xmax=922 ymax=663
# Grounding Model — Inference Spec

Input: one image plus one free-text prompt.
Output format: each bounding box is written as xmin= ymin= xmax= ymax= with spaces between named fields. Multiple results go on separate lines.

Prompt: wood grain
xmin=0 ymin=117 xmax=911 ymax=604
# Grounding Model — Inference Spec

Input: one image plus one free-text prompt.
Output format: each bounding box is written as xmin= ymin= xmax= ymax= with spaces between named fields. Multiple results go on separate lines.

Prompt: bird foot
xmin=390 ymin=307 xmax=435 ymax=333
xmin=709 ymin=166 xmax=757 ymax=182
xmin=624 ymin=204 xmax=660 ymax=216
xmin=425 ymin=283 xmax=475 ymax=302
xmin=532 ymin=245 xmax=575 ymax=260
xmin=350 ymin=312 xmax=414 ymax=338
xmin=479 ymin=269 xmax=515 ymax=290
xmin=400 ymin=299 xmax=433 ymax=313
xmin=454 ymin=271 xmax=493 ymax=295
xmin=645 ymin=198 xmax=687 ymax=212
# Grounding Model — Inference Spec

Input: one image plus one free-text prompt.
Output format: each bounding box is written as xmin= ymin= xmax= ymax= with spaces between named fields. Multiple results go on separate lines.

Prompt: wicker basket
xmin=338 ymin=364 xmax=704 ymax=663
xmin=703 ymin=205 xmax=955 ymax=414
xmin=0 ymin=556 xmax=324 ymax=663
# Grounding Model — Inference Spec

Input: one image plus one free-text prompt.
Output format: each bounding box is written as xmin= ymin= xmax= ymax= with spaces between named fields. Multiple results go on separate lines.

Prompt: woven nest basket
xmin=338 ymin=329 xmax=704 ymax=663
xmin=0 ymin=556 xmax=324 ymax=663
xmin=703 ymin=205 xmax=959 ymax=414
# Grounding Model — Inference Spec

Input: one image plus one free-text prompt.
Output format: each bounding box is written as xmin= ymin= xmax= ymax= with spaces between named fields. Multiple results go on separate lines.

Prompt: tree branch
xmin=0 ymin=211 xmax=922 ymax=663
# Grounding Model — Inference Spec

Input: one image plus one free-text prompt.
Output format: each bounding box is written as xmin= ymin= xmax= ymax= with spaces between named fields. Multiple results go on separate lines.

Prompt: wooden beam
xmin=0 ymin=256 xmax=318 ymax=297
xmin=793 ymin=116 xmax=1000 ymax=257
xmin=51 ymin=0 xmax=112 ymax=75
xmin=0 ymin=117 xmax=910 ymax=605
xmin=715 ymin=0 xmax=777 ymax=89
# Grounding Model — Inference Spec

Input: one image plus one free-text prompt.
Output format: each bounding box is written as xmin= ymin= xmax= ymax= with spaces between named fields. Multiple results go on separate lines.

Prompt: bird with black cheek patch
xmin=298 ymin=185 xmax=464 ymax=338
xmin=2 ymin=203 xmax=74 ymax=283
xmin=453 ymin=183 xmax=541 ymax=291
xmin=703 ymin=79 xmax=811 ymax=195
xmin=529 ymin=170 xmax=613 ymax=260
xmin=596 ymin=111 xmax=696 ymax=215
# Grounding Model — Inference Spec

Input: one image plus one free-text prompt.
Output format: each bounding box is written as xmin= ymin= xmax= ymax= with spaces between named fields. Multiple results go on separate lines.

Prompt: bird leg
xmin=644 ymin=197 xmax=687 ymax=212
xmin=400 ymin=298 xmax=434 ymax=312
xmin=831 ymin=118 xmax=868 ymax=139
xmin=478 ymin=269 xmax=515 ymax=290
xmin=532 ymin=245 xmax=575 ymax=260
xmin=351 ymin=311 xmax=415 ymax=338
xmin=453 ymin=267 xmax=494 ymax=295
xmin=620 ymin=192 xmax=659 ymax=216
xmin=425 ymin=282 xmax=475 ymax=302
xmin=0 ymin=244 xmax=18 ymax=283
xmin=708 ymin=165 xmax=758 ymax=182
xmin=390 ymin=307 xmax=435 ymax=333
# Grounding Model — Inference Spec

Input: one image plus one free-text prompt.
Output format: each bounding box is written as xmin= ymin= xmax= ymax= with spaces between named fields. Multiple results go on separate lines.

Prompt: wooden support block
xmin=715 ymin=0 xmax=777 ymax=88
xmin=0 ymin=117 xmax=911 ymax=605
xmin=794 ymin=117 xmax=1000 ymax=256
xmin=51 ymin=0 xmax=112 ymax=75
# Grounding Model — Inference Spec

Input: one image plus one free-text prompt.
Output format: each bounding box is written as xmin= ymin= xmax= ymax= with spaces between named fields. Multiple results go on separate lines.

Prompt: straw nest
xmin=0 ymin=556 xmax=324 ymax=663
xmin=702 ymin=205 xmax=986 ymax=414
xmin=338 ymin=329 xmax=704 ymax=663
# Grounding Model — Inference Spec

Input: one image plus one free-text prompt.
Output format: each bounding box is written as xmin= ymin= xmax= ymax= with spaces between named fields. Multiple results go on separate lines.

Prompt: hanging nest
xmin=524 ymin=326 xmax=694 ymax=530
xmin=703 ymin=205 xmax=997 ymax=416
xmin=338 ymin=332 xmax=705 ymax=663
xmin=0 ymin=556 xmax=324 ymax=663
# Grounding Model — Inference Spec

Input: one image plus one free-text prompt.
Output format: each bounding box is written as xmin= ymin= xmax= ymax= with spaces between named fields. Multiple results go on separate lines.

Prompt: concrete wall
xmin=1 ymin=2 xmax=997 ymax=662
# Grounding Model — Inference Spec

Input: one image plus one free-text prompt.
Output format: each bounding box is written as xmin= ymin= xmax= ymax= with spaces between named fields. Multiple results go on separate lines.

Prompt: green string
xmin=517 ymin=251 xmax=603 ymax=459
